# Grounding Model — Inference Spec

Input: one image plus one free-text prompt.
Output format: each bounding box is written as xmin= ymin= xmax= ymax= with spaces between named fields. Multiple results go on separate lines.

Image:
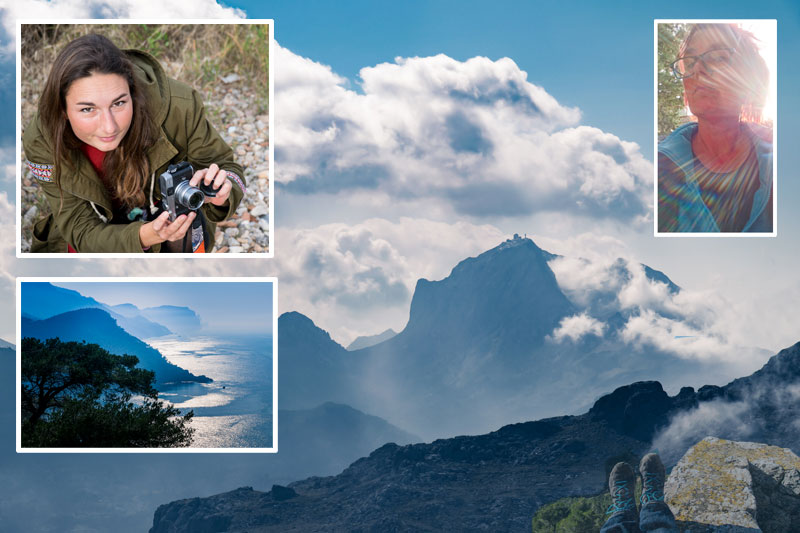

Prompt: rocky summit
xmin=666 ymin=437 xmax=800 ymax=532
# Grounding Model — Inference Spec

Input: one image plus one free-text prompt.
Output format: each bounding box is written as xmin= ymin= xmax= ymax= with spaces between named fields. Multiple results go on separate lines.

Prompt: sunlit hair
xmin=39 ymin=34 xmax=158 ymax=209
xmin=680 ymin=23 xmax=769 ymax=125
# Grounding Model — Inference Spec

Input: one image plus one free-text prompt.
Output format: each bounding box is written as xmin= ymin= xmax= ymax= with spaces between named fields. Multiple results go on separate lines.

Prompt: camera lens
xmin=174 ymin=181 xmax=205 ymax=210
xmin=186 ymin=191 xmax=204 ymax=209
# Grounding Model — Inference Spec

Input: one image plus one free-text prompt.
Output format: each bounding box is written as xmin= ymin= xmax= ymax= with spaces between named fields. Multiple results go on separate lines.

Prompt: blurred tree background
xmin=20 ymin=22 xmax=269 ymax=125
xmin=657 ymin=23 xmax=689 ymax=139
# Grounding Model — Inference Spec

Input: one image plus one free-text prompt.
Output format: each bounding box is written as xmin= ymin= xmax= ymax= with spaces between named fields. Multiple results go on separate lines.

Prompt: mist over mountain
xmin=278 ymin=311 xmax=356 ymax=409
xmin=151 ymin=340 xmax=800 ymax=532
xmin=653 ymin=341 xmax=800 ymax=464
xmin=141 ymin=305 xmax=203 ymax=335
xmin=275 ymin=402 xmax=420 ymax=482
xmin=22 ymin=308 xmax=209 ymax=385
xmin=280 ymin=236 xmax=755 ymax=438
xmin=107 ymin=303 xmax=173 ymax=338
xmin=110 ymin=303 xmax=142 ymax=317
xmin=0 ymin=346 xmax=14 ymax=438
xmin=346 ymin=328 xmax=397 ymax=351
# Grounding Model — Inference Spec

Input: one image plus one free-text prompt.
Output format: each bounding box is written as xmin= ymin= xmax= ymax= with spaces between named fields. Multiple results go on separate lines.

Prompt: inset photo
xmin=16 ymin=278 xmax=277 ymax=452
xmin=17 ymin=21 xmax=273 ymax=256
xmin=654 ymin=20 xmax=776 ymax=236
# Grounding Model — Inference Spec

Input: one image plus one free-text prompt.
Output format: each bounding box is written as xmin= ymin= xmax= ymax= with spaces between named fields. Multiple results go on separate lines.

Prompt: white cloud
xmin=548 ymin=312 xmax=605 ymax=343
xmin=617 ymin=261 xmax=674 ymax=311
xmin=2 ymin=0 xmax=245 ymax=54
xmin=0 ymin=191 xmax=17 ymax=342
xmin=548 ymin=255 xmax=627 ymax=308
xmin=275 ymin=46 xmax=653 ymax=222
xmin=0 ymin=145 xmax=14 ymax=185
xmin=620 ymin=309 xmax=733 ymax=361
xmin=546 ymin=241 xmax=772 ymax=368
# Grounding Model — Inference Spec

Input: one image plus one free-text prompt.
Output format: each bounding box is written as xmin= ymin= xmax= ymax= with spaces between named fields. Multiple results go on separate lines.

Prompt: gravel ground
xmin=19 ymin=80 xmax=270 ymax=254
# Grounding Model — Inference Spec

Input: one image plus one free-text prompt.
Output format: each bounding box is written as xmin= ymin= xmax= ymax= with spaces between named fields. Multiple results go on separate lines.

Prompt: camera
xmin=159 ymin=162 xmax=219 ymax=221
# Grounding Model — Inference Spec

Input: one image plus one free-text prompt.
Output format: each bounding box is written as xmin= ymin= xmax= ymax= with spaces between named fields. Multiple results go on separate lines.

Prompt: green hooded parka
xmin=22 ymin=49 xmax=246 ymax=253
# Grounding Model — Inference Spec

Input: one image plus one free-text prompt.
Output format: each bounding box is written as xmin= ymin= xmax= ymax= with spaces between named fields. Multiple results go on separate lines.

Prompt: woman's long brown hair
xmin=39 ymin=34 xmax=158 ymax=210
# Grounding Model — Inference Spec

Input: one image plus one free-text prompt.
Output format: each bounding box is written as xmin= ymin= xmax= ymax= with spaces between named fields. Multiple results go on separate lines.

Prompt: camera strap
xmin=191 ymin=210 xmax=212 ymax=253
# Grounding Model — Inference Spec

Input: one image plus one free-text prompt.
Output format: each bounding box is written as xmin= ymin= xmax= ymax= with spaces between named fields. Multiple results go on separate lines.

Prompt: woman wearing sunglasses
xmin=658 ymin=23 xmax=772 ymax=233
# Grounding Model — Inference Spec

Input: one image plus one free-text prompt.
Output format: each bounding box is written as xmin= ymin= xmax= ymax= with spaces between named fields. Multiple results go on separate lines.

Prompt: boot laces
xmin=606 ymin=480 xmax=635 ymax=515
xmin=641 ymin=472 xmax=665 ymax=504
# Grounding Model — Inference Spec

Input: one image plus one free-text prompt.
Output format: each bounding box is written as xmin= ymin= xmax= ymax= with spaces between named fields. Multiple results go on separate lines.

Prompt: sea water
xmin=147 ymin=334 xmax=273 ymax=449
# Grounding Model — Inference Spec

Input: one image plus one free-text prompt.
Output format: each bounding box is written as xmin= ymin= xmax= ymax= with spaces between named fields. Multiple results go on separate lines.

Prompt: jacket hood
xmin=125 ymin=49 xmax=171 ymax=126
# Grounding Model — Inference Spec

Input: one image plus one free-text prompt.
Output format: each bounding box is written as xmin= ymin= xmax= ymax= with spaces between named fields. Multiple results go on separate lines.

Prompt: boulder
xmin=665 ymin=437 xmax=800 ymax=532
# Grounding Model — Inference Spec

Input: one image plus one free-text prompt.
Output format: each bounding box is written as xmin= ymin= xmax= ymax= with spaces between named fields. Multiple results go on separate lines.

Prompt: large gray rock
xmin=665 ymin=437 xmax=800 ymax=532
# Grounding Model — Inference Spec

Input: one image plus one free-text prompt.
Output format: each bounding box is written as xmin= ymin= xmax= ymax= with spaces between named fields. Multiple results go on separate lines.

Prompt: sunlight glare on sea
xmin=147 ymin=335 xmax=273 ymax=448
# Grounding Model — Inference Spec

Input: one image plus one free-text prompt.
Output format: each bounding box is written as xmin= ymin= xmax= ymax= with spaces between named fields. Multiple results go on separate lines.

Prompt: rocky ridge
xmin=150 ymin=413 xmax=648 ymax=532
xmin=150 ymin=340 xmax=800 ymax=532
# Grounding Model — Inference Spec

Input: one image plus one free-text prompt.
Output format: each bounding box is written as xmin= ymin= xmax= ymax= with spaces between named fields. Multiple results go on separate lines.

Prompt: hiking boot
xmin=601 ymin=462 xmax=640 ymax=533
xmin=638 ymin=453 xmax=677 ymax=532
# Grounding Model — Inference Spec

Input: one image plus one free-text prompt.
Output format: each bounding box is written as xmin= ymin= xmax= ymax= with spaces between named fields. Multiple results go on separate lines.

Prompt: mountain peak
xmin=402 ymin=235 xmax=572 ymax=354
xmin=279 ymin=311 xmax=346 ymax=351
xmin=455 ymin=234 xmax=547 ymax=267
xmin=498 ymin=232 xmax=537 ymax=249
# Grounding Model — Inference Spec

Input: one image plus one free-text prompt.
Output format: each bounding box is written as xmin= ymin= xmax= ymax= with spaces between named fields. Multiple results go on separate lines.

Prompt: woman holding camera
xmin=23 ymin=33 xmax=245 ymax=252
xmin=658 ymin=23 xmax=772 ymax=233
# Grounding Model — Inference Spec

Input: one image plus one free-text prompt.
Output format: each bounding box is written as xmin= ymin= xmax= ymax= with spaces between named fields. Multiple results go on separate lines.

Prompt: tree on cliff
xmin=21 ymin=337 xmax=194 ymax=447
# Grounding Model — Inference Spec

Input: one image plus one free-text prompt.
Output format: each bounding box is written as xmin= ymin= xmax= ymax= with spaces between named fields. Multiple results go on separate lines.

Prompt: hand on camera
xmin=189 ymin=163 xmax=232 ymax=207
xmin=139 ymin=211 xmax=196 ymax=248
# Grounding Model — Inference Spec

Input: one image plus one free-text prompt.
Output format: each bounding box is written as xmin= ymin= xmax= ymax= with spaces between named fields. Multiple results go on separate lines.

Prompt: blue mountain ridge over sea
xmin=280 ymin=235 xmax=763 ymax=438
xmin=21 ymin=307 xmax=210 ymax=385
xmin=141 ymin=305 xmax=202 ymax=335
xmin=22 ymin=282 xmax=173 ymax=339
xmin=22 ymin=282 xmax=107 ymax=318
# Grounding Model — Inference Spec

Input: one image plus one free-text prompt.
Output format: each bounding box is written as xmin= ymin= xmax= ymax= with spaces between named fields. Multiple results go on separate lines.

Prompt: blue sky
xmin=234 ymin=0 xmax=800 ymax=155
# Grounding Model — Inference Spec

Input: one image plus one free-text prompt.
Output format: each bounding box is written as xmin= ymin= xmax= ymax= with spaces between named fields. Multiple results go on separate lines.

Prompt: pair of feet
xmin=603 ymin=453 xmax=677 ymax=533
